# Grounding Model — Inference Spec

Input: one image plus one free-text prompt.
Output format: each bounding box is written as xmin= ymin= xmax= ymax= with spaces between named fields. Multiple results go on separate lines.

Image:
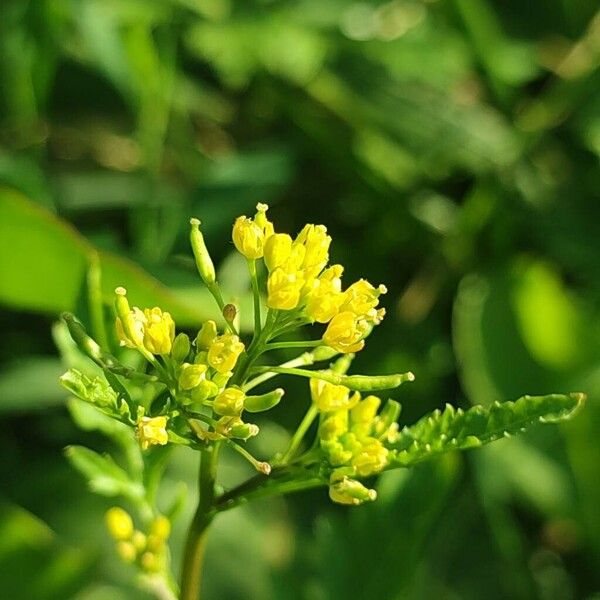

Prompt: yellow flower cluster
xmin=231 ymin=204 xmax=387 ymax=353
xmin=313 ymin=381 xmax=399 ymax=505
xmin=175 ymin=320 xmax=263 ymax=441
xmin=115 ymin=288 xmax=175 ymax=355
xmin=105 ymin=507 xmax=171 ymax=573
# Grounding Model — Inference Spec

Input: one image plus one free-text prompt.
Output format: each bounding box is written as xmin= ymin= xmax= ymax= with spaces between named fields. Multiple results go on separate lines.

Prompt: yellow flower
xmin=264 ymin=233 xmax=292 ymax=271
xmin=310 ymin=379 xmax=359 ymax=412
xmin=351 ymin=437 xmax=389 ymax=477
xmin=150 ymin=515 xmax=171 ymax=540
xmin=232 ymin=216 xmax=264 ymax=259
xmin=267 ymin=268 xmax=304 ymax=310
xmin=137 ymin=416 xmax=169 ymax=450
xmin=341 ymin=279 xmax=387 ymax=323
xmin=295 ymin=224 xmax=331 ymax=277
xmin=322 ymin=311 xmax=368 ymax=353
xmin=207 ymin=332 xmax=245 ymax=373
xmin=305 ymin=265 xmax=344 ymax=323
xmin=213 ymin=387 xmax=245 ymax=416
xmin=142 ymin=307 xmax=175 ymax=355
xmin=105 ymin=507 xmax=134 ymax=541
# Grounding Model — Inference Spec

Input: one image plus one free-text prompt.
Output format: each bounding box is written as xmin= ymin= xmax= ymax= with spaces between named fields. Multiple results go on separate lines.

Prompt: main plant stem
xmin=180 ymin=444 xmax=220 ymax=600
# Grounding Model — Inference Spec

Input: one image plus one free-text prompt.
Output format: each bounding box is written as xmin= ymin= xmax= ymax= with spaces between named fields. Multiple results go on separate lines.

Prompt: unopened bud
xmin=190 ymin=218 xmax=216 ymax=285
xmin=150 ymin=515 xmax=171 ymax=540
xmin=196 ymin=320 xmax=217 ymax=350
xmin=179 ymin=363 xmax=207 ymax=390
xmin=244 ymin=388 xmax=284 ymax=413
xmin=191 ymin=379 xmax=219 ymax=402
xmin=171 ymin=333 xmax=191 ymax=362
xmin=105 ymin=507 xmax=134 ymax=541
xmin=223 ymin=303 xmax=237 ymax=323
xmin=117 ymin=541 xmax=137 ymax=562
xmin=329 ymin=476 xmax=377 ymax=505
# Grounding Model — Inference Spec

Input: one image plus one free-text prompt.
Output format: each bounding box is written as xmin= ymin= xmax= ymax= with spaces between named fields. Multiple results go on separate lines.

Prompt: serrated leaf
xmin=65 ymin=445 xmax=143 ymax=500
xmin=389 ymin=393 xmax=585 ymax=468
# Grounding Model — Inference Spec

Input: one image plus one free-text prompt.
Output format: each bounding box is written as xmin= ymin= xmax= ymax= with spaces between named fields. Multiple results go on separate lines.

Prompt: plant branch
xmin=180 ymin=443 xmax=220 ymax=600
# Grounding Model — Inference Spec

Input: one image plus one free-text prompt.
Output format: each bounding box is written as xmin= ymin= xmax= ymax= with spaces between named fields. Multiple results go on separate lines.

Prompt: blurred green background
xmin=1 ymin=0 xmax=599 ymax=598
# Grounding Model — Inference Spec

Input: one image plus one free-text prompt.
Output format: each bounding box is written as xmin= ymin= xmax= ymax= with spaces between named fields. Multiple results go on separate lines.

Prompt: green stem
xmin=280 ymin=404 xmax=318 ymax=463
xmin=248 ymin=259 xmax=262 ymax=338
xmin=214 ymin=460 xmax=323 ymax=512
xmin=242 ymin=352 xmax=315 ymax=392
xmin=266 ymin=340 xmax=322 ymax=351
xmin=180 ymin=444 xmax=220 ymax=600
xmin=207 ymin=282 xmax=238 ymax=335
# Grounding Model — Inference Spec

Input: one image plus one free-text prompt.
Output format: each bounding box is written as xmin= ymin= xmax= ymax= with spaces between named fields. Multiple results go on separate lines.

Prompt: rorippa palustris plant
xmin=60 ymin=203 xmax=585 ymax=600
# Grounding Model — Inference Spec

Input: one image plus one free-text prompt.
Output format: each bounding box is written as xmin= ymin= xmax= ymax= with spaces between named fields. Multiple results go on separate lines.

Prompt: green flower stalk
xmin=59 ymin=203 xmax=586 ymax=600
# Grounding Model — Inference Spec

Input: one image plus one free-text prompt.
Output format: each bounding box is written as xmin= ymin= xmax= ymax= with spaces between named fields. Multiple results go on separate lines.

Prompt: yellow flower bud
xmin=267 ymin=268 xmax=304 ymax=310
xmin=132 ymin=530 xmax=147 ymax=552
xmin=150 ymin=515 xmax=171 ymax=540
xmin=105 ymin=507 xmax=134 ymax=541
xmin=142 ymin=307 xmax=175 ymax=355
xmin=264 ymin=233 xmax=292 ymax=271
xmin=213 ymin=387 xmax=245 ymax=416
xmin=322 ymin=311 xmax=368 ymax=354
xmin=310 ymin=379 xmax=359 ymax=412
xmin=341 ymin=279 xmax=387 ymax=322
xmin=190 ymin=218 xmax=216 ymax=285
xmin=207 ymin=333 xmax=245 ymax=373
xmin=329 ymin=476 xmax=377 ymax=505
xmin=232 ymin=216 xmax=264 ymax=259
xmin=179 ymin=363 xmax=207 ymax=390
xmin=351 ymin=437 xmax=389 ymax=477
xmin=141 ymin=551 xmax=160 ymax=572
xmin=137 ymin=416 xmax=169 ymax=450
xmin=116 ymin=541 xmax=137 ymax=562
xmin=196 ymin=320 xmax=217 ymax=350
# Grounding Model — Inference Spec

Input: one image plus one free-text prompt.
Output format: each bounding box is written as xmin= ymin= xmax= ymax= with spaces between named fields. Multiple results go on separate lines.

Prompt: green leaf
xmin=389 ymin=393 xmax=585 ymax=468
xmin=0 ymin=188 xmax=215 ymax=326
xmin=65 ymin=445 xmax=143 ymax=500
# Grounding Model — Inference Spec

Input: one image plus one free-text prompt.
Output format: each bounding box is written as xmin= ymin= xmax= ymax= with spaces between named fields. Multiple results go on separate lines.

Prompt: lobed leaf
xmin=65 ymin=445 xmax=143 ymax=500
xmin=388 ymin=393 xmax=585 ymax=468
